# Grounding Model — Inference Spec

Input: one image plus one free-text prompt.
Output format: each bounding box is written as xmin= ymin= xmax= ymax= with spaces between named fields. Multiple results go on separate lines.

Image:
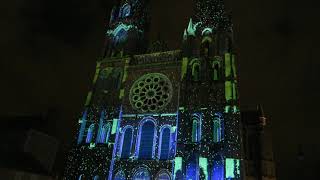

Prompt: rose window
xmin=129 ymin=73 xmax=173 ymax=112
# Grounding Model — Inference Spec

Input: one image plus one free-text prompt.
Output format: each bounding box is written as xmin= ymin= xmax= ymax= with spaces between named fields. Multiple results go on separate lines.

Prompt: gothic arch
xmin=86 ymin=124 xmax=95 ymax=143
xmin=192 ymin=113 xmax=202 ymax=143
xmin=136 ymin=117 xmax=157 ymax=159
xmin=189 ymin=59 xmax=201 ymax=81
xmin=156 ymin=169 xmax=172 ymax=180
xmin=121 ymin=3 xmax=131 ymax=17
xmin=158 ymin=125 xmax=171 ymax=159
xmin=213 ymin=113 xmax=224 ymax=143
xmin=211 ymin=154 xmax=224 ymax=180
xmin=132 ymin=166 xmax=151 ymax=180
xmin=97 ymin=123 xmax=111 ymax=144
xmin=119 ymin=125 xmax=134 ymax=158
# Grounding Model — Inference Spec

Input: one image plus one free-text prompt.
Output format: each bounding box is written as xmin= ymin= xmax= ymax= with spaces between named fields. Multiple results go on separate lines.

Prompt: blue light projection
xmin=186 ymin=154 xmax=198 ymax=180
xmin=213 ymin=113 xmax=224 ymax=143
xmin=133 ymin=168 xmax=151 ymax=180
xmin=121 ymin=4 xmax=131 ymax=17
xmin=159 ymin=126 xmax=171 ymax=159
xmin=113 ymin=28 xmax=128 ymax=45
xmin=157 ymin=171 xmax=171 ymax=180
xmin=212 ymin=154 xmax=224 ymax=180
xmin=192 ymin=113 xmax=202 ymax=143
xmin=120 ymin=126 xmax=133 ymax=158
xmin=114 ymin=170 xmax=126 ymax=180
xmin=77 ymin=109 xmax=88 ymax=144
xmin=78 ymin=174 xmax=83 ymax=180
xmin=137 ymin=120 xmax=156 ymax=159
xmin=85 ymin=124 xmax=95 ymax=143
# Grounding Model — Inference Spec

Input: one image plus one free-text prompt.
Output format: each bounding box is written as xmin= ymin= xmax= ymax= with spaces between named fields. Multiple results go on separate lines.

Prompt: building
xmin=64 ymin=0 xmax=276 ymax=179
xmin=241 ymin=105 xmax=277 ymax=180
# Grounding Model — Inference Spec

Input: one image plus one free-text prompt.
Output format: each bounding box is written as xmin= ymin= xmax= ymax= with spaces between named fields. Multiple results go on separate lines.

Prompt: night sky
xmin=1 ymin=0 xmax=320 ymax=179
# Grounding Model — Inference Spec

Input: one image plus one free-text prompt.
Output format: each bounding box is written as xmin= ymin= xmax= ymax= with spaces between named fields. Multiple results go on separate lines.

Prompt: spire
xmin=183 ymin=29 xmax=187 ymax=40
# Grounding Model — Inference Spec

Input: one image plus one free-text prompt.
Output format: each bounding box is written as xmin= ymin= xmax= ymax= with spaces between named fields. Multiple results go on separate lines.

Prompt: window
xmin=133 ymin=168 xmax=151 ymax=180
xmin=138 ymin=120 xmax=156 ymax=159
xmin=159 ymin=127 xmax=171 ymax=160
xmin=120 ymin=126 xmax=133 ymax=158
xmin=192 ymin=114 xmax=201 ymax=143
xmin=122 ymin=4 xmax=131 ymax=17
xmin=213 ymin=113 xmax=224 ymax=143
xmin=97 ymin=123 xmax=111 ymax=144
xmin=212 ymin=155 xmax=224 ymax=180
xmin=156 ymin=171 xmax=171 ymax=180
xmin=114 ymin=170 xmax=126 ymax=180
xmin=212 ymin=61 xmax=221 ymax=81
xmin=186 ymin=154 xmax=197 ymax=180
xmin=86 ymin=124 xmax=95 ymax=143
xmin=192 ymin=63 xmax=200 ymax=81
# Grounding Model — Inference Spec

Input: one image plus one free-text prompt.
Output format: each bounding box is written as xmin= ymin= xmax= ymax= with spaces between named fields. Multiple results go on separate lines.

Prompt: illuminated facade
xmin=64 ymin=0 xmax=245 ymax=179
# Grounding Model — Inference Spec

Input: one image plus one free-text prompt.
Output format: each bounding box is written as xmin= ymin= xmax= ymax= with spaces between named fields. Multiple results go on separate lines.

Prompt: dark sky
xmin=1 ymin=0 xmax=320 ymax=179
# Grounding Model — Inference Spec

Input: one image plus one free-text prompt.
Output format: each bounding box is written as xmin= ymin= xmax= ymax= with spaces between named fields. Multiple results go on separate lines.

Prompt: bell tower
xmin=104 ymin=0 xmax=150 ymax=57
xmin=178 ymin=0 xmax=241 ymax=179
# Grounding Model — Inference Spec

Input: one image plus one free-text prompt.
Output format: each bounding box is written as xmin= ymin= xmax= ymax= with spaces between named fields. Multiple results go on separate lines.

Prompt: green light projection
xmin=174 ymin=157 xmax=182 ymax=177
xmin=181 ymin=57 xmax=189 ymax=79
xmin=111 ymin=119 xmax=118 ymax=134
xmin=199 ymin=157 xmax=209 ymax=180
xmin=225 ymin=53 xmax=231 ymax=77
xmin=226 ymin=158 xmax=240 ymax=179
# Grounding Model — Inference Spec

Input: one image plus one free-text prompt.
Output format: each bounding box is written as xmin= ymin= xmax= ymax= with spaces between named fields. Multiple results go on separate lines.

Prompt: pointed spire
xmin=187 ymin=18 xmax=196 ymax=36
xmin=183 ymin=29 xmax=187 ymax=40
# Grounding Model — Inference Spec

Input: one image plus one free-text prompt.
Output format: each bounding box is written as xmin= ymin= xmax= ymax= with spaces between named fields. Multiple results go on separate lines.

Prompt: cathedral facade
xmin=64 ymin=0 xmax=275 ymax=180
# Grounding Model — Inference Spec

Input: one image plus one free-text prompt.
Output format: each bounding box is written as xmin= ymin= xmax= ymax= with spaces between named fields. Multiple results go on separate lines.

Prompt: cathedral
xmin=64 ymin=0 xmax=276 ymax=180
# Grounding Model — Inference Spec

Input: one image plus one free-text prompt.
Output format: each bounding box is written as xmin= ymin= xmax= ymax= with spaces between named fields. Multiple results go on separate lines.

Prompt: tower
xmin=64 ymin=0 xmax=242 ymax=179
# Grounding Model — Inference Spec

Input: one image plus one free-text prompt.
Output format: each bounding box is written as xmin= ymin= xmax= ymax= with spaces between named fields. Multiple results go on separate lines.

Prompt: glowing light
xmin=226 ymin=158 xmax=240 ymax=179
xmin=111 ymin=119 xmax=118 ymax=134
xmin=199 ymin=157 xmax=209 ymax=180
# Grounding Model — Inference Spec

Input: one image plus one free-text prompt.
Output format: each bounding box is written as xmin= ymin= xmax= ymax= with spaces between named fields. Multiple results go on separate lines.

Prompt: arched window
xmin=213 ymin=113 xmax=224 ymax=143
xmin=156 ymin=170 xmax=171 ymax=180
xmin=138 ymin=119 xmax=156 ymax=159
xmin=86 ymin=124 xmax=95 ymax=143
xmin=121 ymin=4 xmax=131 ymax=17
xmin=212 ymin=154 xmax=224 ymax=180
xmin=159 ymin=126 xmax=171 ymax=160
xmin=113 ymin=69 xmax=122 ymax=89
xmin=133 ymin=168 xmax=151 ymax=180
xmin=192 ymin=114 xmax=201 ymax=143
xmin=97 ymin=123 xmax=111 ymax=144
xmin=186 ymin=154 xmax=197 ymax=180
xmin=93 ymin=175 xmax=100 ymax=180
xmin=114 ymin=170 xmax=126 ymax=180
xmin=120 ymin=126 xmax=133 ymax=158
xmin=192 ymin=63 xmax=200 ymax=81
xmin=212 ymin=61 xmax=221 ymax=81
xmin=201 ymin=40 xmax=210 ymax=57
